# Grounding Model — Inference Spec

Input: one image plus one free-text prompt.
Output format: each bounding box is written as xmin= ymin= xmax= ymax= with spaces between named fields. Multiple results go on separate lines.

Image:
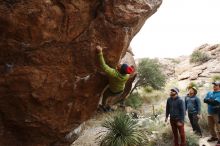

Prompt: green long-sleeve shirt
xmin=98 ymin=51 xmax=129 ymax=93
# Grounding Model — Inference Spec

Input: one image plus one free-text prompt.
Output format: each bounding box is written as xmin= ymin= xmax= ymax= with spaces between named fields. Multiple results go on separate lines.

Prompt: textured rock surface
xmin=161 ymin=44 xmax=220 ymax=89
xmin=0 ymin=0 xmax=162 ymax=145
xmin=174 ymin=44 xmax=220 ymax=82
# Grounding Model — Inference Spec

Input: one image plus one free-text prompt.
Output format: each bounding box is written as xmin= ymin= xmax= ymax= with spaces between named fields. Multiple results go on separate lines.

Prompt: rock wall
xmin=0 ymin=0 xmax=162 ymax=145
xmin=160 ymin=44 xmax=220 ymax=89
xmin=176 ymin=44 xmax=220 ymax=81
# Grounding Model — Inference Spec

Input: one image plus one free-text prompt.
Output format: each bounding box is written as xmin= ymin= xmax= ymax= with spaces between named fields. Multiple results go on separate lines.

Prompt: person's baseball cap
xmin=171 ymin=87 xmax=179 ymax=94
xmin=212 ymin=81 xmax=220 ymax=86
xmin=191 ymin=87 xmax=198 ymax=95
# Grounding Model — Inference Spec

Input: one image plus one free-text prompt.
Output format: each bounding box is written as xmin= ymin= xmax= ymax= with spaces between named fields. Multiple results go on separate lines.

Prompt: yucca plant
xmin=99 ymin=112 xmax=146 ymax=146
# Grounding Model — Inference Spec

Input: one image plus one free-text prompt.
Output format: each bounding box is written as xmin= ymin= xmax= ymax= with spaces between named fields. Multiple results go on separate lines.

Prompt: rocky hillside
xmin=161 ymin=44 xmax=220 ymax=89
xmin=0 ymin=0 xmax=162 ymax=146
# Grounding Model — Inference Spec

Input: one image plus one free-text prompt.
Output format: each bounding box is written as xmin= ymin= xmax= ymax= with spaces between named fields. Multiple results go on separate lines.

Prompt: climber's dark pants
xmin=102 ymin=88 xmax=123 ymax=106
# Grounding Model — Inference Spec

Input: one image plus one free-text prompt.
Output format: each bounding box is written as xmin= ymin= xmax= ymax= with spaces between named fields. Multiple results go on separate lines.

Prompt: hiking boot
xmin=97 ymin=104 xmax=105 ymax=112
xmin=104 ymin=105 xmax=114 ymax=112
xmin=194 ymin=131 xmax=202 ymax=137
xmin=207 ymin=137 xmax=218 ymax=142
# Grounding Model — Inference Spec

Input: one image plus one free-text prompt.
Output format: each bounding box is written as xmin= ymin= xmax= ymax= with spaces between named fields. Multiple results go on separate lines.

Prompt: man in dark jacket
xmin=165 ymin=87 xmax=186 ymax=146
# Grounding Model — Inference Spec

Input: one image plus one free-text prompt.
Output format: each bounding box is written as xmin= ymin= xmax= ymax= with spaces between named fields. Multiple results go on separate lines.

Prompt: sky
xmin=131 ymin=0 xmax=220 ymax=59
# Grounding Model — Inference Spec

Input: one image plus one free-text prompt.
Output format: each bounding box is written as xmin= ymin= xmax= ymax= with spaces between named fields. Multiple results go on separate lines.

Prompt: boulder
xmin=199 ymin=71 xmax=210 ymax=77
xmin=207 ymin=44 xmax=219 ymax=51
xmin=0 ymin=0 xmax=162 ymax=145
xmin=178 ymin=72 xmax=190 ymax=80
xmin=189 ymin=70 xmax=203 ymax=80
xmin=210 ymin=66 xmax=220 ymax=73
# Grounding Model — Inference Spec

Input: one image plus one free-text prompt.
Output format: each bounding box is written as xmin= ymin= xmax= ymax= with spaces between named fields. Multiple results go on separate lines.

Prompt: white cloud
xmin=131 ymin=0 xmax=220 ymax=58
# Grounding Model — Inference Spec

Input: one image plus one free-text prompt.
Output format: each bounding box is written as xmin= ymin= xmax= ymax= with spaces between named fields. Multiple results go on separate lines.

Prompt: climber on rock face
xmin=96 ymin=45 xmax=134 ymax=112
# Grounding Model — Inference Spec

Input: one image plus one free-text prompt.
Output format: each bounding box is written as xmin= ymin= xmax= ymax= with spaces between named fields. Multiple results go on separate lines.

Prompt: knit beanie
xmin=171 ymin=87 xmax=179 ymax=94
xmin=120 ymin=64 xmax=128 ymax=74
xmin=120 ymin=64 xmax=134 ymax=74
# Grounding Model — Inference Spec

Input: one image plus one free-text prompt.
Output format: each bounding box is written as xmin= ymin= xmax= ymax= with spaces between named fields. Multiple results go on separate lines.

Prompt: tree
xmin=131 ymin=58 xmax=166 ymax=93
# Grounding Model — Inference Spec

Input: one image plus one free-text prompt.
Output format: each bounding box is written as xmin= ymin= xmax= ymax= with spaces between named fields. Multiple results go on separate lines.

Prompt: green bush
xmin=212 ymin=75 xmax=220 ymax=82
xmin=161 ymin=126 xmax=173 ymax=142
xmin=190 ymin=50 xmax=210 ymax=64
xmin=143 ymin=118 xmax=160 ymax=133
xmin=153 ymin=105 xmax=164 ymax=117
xmin=134 ymin=58 xmax=166 ymax=90
xmin=141 ymin=118 xmax=172 ymax=146
xmin=186 ymin=131 xmax=199 ymax=146
xmin=197 ymin=80 xmax=206 ymax=88
xmin=125 ymin=92 xmax=143 ymax=109
xmin=99 ymin=112 xmax=146 ymax=146
xmin=199 ymin=103 xmax=209 ymax=133
xmin=187 ymin=82 xmax=199 ymax=90
xmin=170 ymin=58 xmax=180 ymax=64
xmin=143 ymin=86 xmax=154 ymax=93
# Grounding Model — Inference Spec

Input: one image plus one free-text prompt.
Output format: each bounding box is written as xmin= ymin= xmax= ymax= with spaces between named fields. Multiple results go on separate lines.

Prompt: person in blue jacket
xmin=204 ymin=81 xmax=220 ymax=144
xmin=185 ymin=87 xmax=202 ymax=136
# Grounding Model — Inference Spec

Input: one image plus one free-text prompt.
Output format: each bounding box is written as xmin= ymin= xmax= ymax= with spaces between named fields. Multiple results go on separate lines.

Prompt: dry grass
xmin=198 ymin=104 xmax=209 ymax=134
xmin=141 ymin=89 xmax=168 ymax=104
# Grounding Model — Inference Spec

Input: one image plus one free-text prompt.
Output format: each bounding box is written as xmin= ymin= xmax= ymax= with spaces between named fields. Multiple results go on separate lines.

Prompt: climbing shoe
xmin=207 ymin=137 xmax=218 ymax=142
xmin=97 ymin=104 xmax=105 ymax=112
